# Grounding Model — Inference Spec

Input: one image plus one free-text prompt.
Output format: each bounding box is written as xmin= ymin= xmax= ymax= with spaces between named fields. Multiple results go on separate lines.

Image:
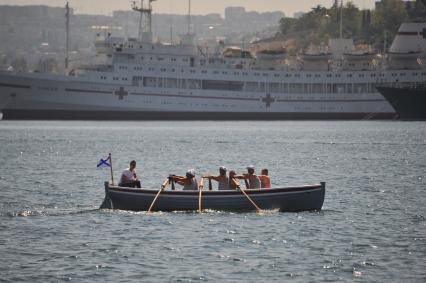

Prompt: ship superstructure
xmin=0 ymin=2 xmax=425 ymax=120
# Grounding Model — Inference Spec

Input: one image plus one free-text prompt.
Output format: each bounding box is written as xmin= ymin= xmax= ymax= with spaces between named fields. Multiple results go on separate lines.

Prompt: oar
xmin=235 ymin=179 xmax=262 ymax=212
xmin=198 ymin=177 xmax=204 ymax=214
xmin=147 ymin=178 xmax=169 ymax=213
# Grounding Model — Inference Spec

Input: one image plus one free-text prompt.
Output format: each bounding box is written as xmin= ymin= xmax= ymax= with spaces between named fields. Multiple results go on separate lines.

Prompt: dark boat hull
xmin=100 ymin=182 xmax=326 ymax=212
xmin=376 ymin=86 xmax=426 ymax=120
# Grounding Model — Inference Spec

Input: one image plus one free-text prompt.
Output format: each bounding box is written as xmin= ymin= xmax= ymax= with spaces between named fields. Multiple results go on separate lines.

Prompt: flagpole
xmin=109 ymin=153 xmax=114 ymax=185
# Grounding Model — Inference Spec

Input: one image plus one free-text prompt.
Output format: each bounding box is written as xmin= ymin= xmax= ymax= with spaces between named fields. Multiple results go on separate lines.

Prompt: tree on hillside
xmin=371 ymin=0 xmax=408 ymax=49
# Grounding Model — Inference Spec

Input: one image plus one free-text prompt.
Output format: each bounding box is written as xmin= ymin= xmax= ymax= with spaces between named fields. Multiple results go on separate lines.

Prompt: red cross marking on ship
xmin=262 ymin=94 xmax=275 ymax=108
xmin=114 ymin=87 xmax=128 ymax=100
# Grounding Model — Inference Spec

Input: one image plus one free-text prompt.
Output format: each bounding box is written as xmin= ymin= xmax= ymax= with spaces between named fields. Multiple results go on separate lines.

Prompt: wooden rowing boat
xmin=100 ymin=181 xmax=326 ymax=212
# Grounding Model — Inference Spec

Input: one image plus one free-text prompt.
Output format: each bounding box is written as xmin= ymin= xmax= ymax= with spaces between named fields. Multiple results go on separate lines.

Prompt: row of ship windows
xmin=117 ymin=56 xmax=189 ymax=64
xmin=102 ymin=76 xmax=129 ymax=81
xmin=134 ymin=100 xmax=342 ymax=111
xmin=115 ymin=66 xmax=425 ymax=78
xmin=139 ymin=77 xmax=378 ymax=94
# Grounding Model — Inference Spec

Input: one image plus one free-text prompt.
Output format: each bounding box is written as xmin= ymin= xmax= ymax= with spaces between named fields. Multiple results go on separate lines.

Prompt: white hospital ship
xmin=0 ymin=1 xmax=425 ymax=120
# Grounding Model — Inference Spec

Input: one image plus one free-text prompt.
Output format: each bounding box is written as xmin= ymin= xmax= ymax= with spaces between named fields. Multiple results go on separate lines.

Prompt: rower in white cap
xmin=204 ymin=166 xmax=230 ymax=190
xmin=235 ymin=165 xmax=261 ymax=189
xmin=169 ymin=169 xmax=198 ymax=191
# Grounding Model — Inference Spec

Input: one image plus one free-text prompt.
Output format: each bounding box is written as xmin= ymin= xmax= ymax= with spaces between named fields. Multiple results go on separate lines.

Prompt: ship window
xmin=187 ymin=79 xmax=201 ymax=89
xmin=202 ymin=80 xmax=244 ymax=91
xmin=143 ymin=77 xmax=157 ymax=87
xmin=289 ymin=83 xmax=303 ymax=93
xmin=269 ymin=83 xmax=280 ymax=93
xmin=312 ymin=84 xmax=324 ymax=93
xmin=245 ymin=82 xmax=258 ymax=92
xmin=166 ymin=78 xmax=177 ymax=88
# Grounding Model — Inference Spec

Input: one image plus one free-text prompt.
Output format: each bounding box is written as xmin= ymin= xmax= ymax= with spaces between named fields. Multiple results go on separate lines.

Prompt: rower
xmin=229 ymin=170 xmax=240 ymax=190
xmin=259 ymin=168 xmax=271 ymax=189
xmin=169 ymin=169 xmax=198 ymax=191
xmin=236 ymin=165 xmax=261 ymax=189
xmin=204 ymin=166 xmax=230 ymax=190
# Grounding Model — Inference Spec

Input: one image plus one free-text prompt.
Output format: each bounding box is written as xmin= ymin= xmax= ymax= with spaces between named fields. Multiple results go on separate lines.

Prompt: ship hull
xmin=0 ymin=72 xmax=398 ymax=120
xmin=376 ymin=86 xmax=426 ymax=120
xmin=1 ymin=109 xmax=395 ymax=120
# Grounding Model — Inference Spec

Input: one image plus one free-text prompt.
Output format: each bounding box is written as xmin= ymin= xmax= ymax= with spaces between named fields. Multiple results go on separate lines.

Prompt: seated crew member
xmin=119 ymin=160 xmax=141 ymax=188
xmin=169 ymin=169 xmax=198 ymax=191
xmin=235 ymin=165 xmax=261 ymax=189
xmin=229 ymin=170 xmax=240 ymax=190
xmin=259 ymin=168 xmax=271 ymax=189
xmin=204 ymin=166 xmax=230 ymax=190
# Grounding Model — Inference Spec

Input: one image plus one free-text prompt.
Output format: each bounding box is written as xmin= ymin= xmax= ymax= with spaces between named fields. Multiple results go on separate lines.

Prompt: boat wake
xmin=4 ymin=208 xmax=100 ymax=218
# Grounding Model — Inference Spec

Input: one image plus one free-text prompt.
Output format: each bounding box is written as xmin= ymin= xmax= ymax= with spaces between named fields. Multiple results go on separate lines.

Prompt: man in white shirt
xmin=119 ymin=160 xmax=141 ymax=188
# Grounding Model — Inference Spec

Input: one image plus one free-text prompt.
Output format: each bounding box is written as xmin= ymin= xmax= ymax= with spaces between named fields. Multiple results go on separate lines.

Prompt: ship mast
xmin=187 ymin=0 xmax=191 ymax=35
xmin=65 ymin=1 xmax=70 ymax=72
xmin=339 ymin=0 xmax=343 ymax=39
xmin=132 ymin=0 xmax=156 ymax=43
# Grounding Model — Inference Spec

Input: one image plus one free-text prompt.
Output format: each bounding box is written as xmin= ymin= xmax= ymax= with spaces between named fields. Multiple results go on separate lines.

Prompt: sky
xmin=0 ymin=0 xmax=375 ymax=16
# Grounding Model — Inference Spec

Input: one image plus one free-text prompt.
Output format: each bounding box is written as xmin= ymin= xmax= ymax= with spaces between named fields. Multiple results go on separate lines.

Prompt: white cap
xmin=246 ymin=165 xmax=255 ymax=170
xmin=219 ymin=166 xmax=227 ymax=172
xmin=186 ymin=169 xmax=196 ymax=176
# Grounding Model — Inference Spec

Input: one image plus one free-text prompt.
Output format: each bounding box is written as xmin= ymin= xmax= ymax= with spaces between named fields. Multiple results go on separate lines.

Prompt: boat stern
xmin=100 ymin=181 xmax=113 ymax=209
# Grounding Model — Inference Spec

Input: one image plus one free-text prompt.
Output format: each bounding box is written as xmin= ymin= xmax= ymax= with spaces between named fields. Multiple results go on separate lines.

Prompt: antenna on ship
xmin=187 ymin=0 xmax=191 ymax=35
xmin=132 ymin=0 xmax=156 ymax=43
xmin=65 ymin=1 xmax=70 ymax=73
xmin=180 ymin=0 xmax=195 ymax=46
xmin=340 ymin=0 xmax=343 ymax=39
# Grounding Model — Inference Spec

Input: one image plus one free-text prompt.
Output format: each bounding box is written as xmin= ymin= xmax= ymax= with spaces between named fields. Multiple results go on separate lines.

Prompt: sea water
xmin=0 ymin=121 xmax=425 ymax=282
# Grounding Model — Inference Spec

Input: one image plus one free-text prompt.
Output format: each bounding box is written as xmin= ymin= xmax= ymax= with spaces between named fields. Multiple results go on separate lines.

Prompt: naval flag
xmin=97 ymin=156 xmax=111 ymax=169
